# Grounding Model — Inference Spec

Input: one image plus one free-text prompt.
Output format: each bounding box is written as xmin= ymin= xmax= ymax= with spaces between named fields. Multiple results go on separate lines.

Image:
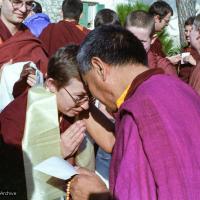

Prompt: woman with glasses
xmin=0 ymin=45 xmax=89 ymax=159
xmin=0 ymin=43 xmax=114 ymax=160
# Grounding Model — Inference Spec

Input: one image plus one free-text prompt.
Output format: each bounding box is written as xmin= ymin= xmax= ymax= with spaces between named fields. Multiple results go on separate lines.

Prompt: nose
xmin=80 ymin=101 xmax=89 ymax=111
xmin=19 ymin=3 xmax=27 ymax=12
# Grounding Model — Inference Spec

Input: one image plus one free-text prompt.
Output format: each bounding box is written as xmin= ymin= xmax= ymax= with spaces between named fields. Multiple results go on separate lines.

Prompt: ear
xmin=154 ymin=15 xmax=160 ymax=23
xmin=45 ymin=78 xmax=58 ymax=93
xmin=91 ymin=57 xmax=108 ymax=81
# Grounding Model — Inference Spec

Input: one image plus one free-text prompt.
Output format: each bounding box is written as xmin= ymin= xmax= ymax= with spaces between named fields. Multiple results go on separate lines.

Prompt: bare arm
xmin=79 ymin=103 xmax=115 ymax=153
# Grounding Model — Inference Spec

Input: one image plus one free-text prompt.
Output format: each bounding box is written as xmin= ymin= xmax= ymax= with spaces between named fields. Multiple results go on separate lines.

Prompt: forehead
xmin=67 ymin=78 xmax=86 ymax=93
xmin=184 ymin=25 xmax=192 ymax=30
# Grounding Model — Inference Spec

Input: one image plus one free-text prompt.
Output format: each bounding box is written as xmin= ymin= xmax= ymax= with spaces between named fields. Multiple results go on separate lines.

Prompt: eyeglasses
xmin=9 ymin=0 xmax=36 ymax=11
xmin=63 ymin=87 xmax=89 ymax=107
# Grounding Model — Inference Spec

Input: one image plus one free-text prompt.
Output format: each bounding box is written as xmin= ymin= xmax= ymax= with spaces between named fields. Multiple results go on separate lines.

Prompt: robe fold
xmin=189 ymin=61 xmax=200 ymax=96
xmin=0 ymin=26 xmax=49 ymax=98
xmin=39 ymin=20 xmax=89 ymax=57
xmin=147 ymin=50 xmax=177 ymax=76
xmin=0 ymin=29 xmax=48 ymax=73
xmin=179 ymin=47 xmax=200 ymax=83
xmin=0 ymin=19 xmax=12 ymax=42
xmin=150 ymin=38 xmax=166 ymax=57
xmin=110 ymin=68 xmax=200 ymax=199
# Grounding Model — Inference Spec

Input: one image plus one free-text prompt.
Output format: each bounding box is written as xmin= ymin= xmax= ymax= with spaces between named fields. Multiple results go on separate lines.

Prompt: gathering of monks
xmin=1 ymin=0 xmax=200 ymax=199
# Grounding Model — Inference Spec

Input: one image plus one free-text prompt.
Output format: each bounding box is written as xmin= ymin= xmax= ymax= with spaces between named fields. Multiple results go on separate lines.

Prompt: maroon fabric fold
xmin=0 ymin=29 xmax=48 ymax=73
xmin=0 ymin=91 xmax=74 ymax=146
xmin=147 ymin=50 xmax=177 ymax=76
xmin=0 ymin=19 xmax=12 ymax=41
xmin=39 ymin=20 xmax=90 ymax=57
xmin=150 ymin=38 xmax=166 ymax=57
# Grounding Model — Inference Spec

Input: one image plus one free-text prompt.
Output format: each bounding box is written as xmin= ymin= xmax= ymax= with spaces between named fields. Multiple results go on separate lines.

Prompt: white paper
xmin=34 ymin=156 xmax=77 ymax=180
xmin=181 ymin=52 xmax=190 ymax=64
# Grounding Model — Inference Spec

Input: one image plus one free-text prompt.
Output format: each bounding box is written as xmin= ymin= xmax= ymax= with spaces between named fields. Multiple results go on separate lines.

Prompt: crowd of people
xmin=0 ymin=0 xmax=200 ymax=199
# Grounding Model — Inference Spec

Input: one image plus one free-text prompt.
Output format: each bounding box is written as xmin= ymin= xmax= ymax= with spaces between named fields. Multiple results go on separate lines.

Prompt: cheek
xmin=56 ymin=93 xmax=70 ymax=113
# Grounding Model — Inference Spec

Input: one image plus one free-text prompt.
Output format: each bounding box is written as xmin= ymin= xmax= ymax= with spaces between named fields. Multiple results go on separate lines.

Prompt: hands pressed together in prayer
xmin=60 ymin=120 xmax=86 ymax=159
xmin=70 ymin=168 xmax=110 ymax=200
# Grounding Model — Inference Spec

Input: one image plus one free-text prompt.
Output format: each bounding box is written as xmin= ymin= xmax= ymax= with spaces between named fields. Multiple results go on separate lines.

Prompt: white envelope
xmin=34 ymin=156 xmax=77 ymax=180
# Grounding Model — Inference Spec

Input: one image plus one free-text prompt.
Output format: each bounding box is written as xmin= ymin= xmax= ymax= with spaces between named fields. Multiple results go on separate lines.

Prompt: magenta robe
xmin=110 ymin=68 xmax=200 ymax=199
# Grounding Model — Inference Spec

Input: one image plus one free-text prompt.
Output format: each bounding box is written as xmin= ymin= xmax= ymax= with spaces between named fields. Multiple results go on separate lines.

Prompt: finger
xmin=27 ymin=79 xmax=36 ymax=87
xmin=27 ymin=76 xmax=37 ymax=84
xmin=63 ymin=120 xmax=85 ymax=134
xmin=69 ymin=126 xmax=86 ymax=142
xmin=71 ymin=132 xmax=85 ymax=147
xmin=66 ymin=121 xmax=86 ymax=138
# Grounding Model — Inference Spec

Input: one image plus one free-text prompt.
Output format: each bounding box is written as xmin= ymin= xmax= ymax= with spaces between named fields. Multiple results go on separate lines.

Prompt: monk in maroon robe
xmin=39 ymin=20 xmax=89 ymax=57
xmin=179 ymin=47 xmax=199 ymax=83
xmin=125 ymin=10 xmax=177 ymax=76
xmin=39 ymin=0 xmax=89 ymax=57
xmin=70 ymin=25 xmax=200 ymax=200
xmin=0 ymin=1 xmax=49 ymax=97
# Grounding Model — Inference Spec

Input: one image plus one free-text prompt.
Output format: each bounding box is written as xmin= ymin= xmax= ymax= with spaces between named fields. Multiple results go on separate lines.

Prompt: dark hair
xmin=77 ymin=25 xmax=147 ymax=75
xmin=32 ymin=1 xmax=42 ymax=13
xmin=62 ymin=0 xmax=83 ymax=21
xmin=184 ymin=16 xmax=195 ymax=27
xmin=125 ymin=10 xmax=155 ymax=37
xmin=94 ymin=9 xmax=121 ymax=28
xmin=149 ymin=0 xmax=173 ymax=19
xmin=47 ymin=44 xmax=80 ymax=89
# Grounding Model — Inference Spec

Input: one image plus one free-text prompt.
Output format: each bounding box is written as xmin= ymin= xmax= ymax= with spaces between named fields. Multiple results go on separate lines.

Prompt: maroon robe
xmin=147 ymin=50 xmax=177 ymax=76
xmin=189 ymin=60 xmax=200 ymax=96
xmin=0 ymin=26 xmax=49 ymax=98
xmin=0 ymin=29 xmax=48 ymax=73
xmin=179 ymin=47 xmax=200 ymax=83
xmin=39 ymin=20 xmax=90 ymax=57
xmin=0 ymin=91 xmax=74 ymax=146
xmin=0 ymin=19 xmax=12 ymax=42
xmin=150 ymin=37 xmax=166 ymax=57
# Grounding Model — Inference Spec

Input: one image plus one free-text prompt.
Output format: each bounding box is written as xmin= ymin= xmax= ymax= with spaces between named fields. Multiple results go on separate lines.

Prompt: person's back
xmin=39 ymin=0 xmax=89 ymax=57
xmin=94 ymin=9 xmax=121 ymax=28
xmin=111 ymin=69 xmax=200 ymax=199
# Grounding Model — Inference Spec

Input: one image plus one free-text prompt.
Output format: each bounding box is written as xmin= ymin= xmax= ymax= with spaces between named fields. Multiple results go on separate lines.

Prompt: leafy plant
xmin=158 ymin=29 xmax=181 ymax=56
xmin=116 ymin=1 xmax=149 ymax=26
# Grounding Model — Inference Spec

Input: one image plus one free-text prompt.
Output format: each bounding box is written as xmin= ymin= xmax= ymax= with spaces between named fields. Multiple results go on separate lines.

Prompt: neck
xmin=64 ymin=18 xmax=77 ymax=23
xmin=110 ymin=64 xmax=148 ymax=104
xmin=1 ymin=15 xmax=21 ymax=35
